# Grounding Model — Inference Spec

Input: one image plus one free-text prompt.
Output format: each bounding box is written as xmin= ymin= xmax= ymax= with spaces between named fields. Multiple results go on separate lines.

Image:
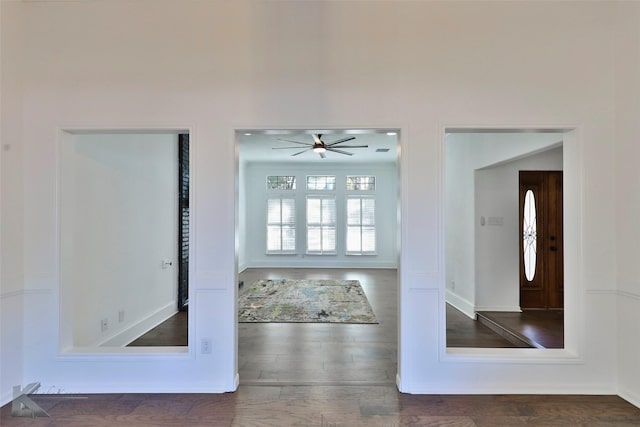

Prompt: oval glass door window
xmin=523 ymin=189 xmax=537 ymax=281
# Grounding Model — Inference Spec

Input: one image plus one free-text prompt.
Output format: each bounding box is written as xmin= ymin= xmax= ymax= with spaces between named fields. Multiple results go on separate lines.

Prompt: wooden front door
xmin=519 ymin=171 xmax=563 ymax=309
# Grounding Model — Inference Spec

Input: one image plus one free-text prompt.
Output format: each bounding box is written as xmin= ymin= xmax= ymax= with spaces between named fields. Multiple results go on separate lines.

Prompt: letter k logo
xmin=12 ymin=383 xmax=49 ymax=418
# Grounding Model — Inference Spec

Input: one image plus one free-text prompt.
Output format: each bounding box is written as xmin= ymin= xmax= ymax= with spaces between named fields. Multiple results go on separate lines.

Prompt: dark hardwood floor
xmin=238 ymin=268 xmax=397 ymax=384
xmin=476 ymin=310 xmax=564 ymax=349
xmin=3 ymin=386 xmax=639 ymax=426
xmin=446 ymin=304 xmax=515 ymax=348
xmin=127 ymin=311 xmax=188 ymax=347
xmin=127 ymin=269 xmax=564 ymax=386
xmin=5 ymin=269 xmax=636 ymax=424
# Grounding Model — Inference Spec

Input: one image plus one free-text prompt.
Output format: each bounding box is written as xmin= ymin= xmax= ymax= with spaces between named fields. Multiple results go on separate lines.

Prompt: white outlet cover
xmin=201 ymin=338 xmax=212 ymax=354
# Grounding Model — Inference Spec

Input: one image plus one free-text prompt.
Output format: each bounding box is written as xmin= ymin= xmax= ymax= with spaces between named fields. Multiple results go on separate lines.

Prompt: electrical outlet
xmin=101 ymin=318 xmax=108 ymax=332
xmin=118 ymin=310 xmax=125 ymax=323
xmin=201 ymin=337 xmax=212 ymax=354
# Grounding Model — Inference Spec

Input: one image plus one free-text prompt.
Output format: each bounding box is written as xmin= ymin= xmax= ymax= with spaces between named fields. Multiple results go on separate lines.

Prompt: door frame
xmin=233 ymin=126 xmax=403 ymax=385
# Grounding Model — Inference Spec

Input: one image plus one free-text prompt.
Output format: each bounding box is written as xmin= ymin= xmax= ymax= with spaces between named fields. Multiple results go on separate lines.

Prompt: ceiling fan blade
xmin=326 ymin=147 xmax=353 ymax=156
xmin=291 ymin=148 xmax=310 ymax=156
xmin=326 ymin=136 xmax=356 ymax=146
xmin=277 ymin=138 xmax=313 ymax=146
xmin=319 ymin=151 xmax=326 ymax=159
xmin=329 ymin=145 xmax=368 ymax=148
xmin=272 ymin=146 xmax=309 ymax=150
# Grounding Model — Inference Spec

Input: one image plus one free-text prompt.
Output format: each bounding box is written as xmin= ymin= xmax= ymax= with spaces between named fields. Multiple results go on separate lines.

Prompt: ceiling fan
xmin=272 ymin=134 xmax=368 ymax=158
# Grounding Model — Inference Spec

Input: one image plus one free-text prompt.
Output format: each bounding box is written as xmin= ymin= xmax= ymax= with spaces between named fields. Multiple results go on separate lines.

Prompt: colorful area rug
xmin=238 ymin=279 xmax=378 ymax=324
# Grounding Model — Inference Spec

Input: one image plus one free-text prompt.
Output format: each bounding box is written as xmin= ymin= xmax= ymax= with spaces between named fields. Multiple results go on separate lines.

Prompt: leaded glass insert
xmin=523 ymin=189 xmax=537 ymax=281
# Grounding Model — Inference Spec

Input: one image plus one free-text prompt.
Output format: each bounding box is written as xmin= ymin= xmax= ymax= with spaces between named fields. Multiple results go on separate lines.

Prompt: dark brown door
xmin=519 ymin=171 xmax=563 ymax=309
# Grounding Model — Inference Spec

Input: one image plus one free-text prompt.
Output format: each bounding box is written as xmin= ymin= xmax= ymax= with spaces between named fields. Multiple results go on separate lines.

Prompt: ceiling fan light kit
xmin=273 ymin=134 xmax=368 ymax=158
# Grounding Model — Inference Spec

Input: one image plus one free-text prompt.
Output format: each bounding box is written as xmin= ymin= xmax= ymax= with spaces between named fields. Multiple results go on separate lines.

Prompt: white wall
xmin=614 ymin=1 xmax=640 ymax=408
xmin=475 ymin=147 xmax=563 ymax=312
xmin=60 ymin=133 xmax=179 ymax=348
xmin=0 ymin=1 xmax=25 ymax=404
xmin=0 ymin=0 xmax=632 ymax=403
xmin=242 ymin=161 xmax=398 ymax=269
xmin=445 ymin=133 xmax=563 ymax=316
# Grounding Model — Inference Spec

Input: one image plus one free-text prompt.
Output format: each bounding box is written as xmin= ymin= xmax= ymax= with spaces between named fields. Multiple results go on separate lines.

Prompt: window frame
xmin=266 ymin=175 xmax=297 ymax=190
xmin=346 ymin=175 xmax=376 ymax=191
xmin=345 ymin=195 xmax=377 ymax=255
xmin=266 ymin=196 xmax=297 ymax=254
xmin=305 ymin=195 xmax=337 ymax=255
xmin=306 ymin=175 xmax=336 ymax=191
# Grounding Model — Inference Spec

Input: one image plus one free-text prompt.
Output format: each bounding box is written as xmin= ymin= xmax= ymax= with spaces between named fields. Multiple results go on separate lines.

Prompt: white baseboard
xmin=0 ymin=390 xmax=11 ymax=408
xmin=474 ymin=305 xmax=522 ymax=313
xmin=31 ymin=381 xmax=235 ymax=395
xmin=100 ymin=303 xmax=177 ymax=347
xmin=445 ymin=290 xmax=475 ymax=319
xmin=619 ymin=387 xmax=640 ymax=409
xmin=245 ymin=260 xmax=398 ymax=269
xmin=398 ymin=382 xmax=617 ymax=396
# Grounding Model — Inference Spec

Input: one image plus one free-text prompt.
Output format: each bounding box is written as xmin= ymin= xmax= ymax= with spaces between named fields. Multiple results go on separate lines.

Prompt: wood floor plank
xmin=477 ymin=310 xmax=564 ymax=349
xmin=2 ymin=388 xmax=639 ymax=426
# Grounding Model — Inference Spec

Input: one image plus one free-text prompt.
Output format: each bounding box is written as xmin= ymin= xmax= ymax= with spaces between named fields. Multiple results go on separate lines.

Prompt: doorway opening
xmin=235 ymin=128 xmax=400 ymax=384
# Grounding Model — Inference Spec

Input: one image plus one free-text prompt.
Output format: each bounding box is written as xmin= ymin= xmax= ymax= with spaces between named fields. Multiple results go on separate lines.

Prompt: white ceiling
xmin=238 ymin=129 xmax=399 ymax=164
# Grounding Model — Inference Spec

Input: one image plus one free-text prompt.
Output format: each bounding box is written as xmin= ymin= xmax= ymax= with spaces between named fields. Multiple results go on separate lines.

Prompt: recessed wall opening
xmin=235 ymin=128 xmax=400 ymax=384
xmin=58 ymin=129 xmax=191 ymax=354
xmin=444 ymin=127 xmax=579 ymax=355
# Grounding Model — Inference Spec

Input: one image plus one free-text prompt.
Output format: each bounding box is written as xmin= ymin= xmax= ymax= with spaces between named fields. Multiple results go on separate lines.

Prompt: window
xmin=522 ymin=189 xmax=537 ymax=281
xmin=346 ymin=175 xmax=376 ymax=191
xmin=307 ymin=175 xmax=336 ymax=191
xmin=267 ymin=176 xmax=296 ymax=190
xmin=267 ymin=197 xmax=296 ymax=252
xmin=306 ymin=196 xmax=336 ymax=254
xmin=346 ymin=197 xmax=376 ymax=254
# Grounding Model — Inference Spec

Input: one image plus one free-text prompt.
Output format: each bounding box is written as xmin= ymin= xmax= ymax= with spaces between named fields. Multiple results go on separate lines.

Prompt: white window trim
xmin=346 ymin=196 xmax=377 ymax=256
xmin=306 ymin=195 xmax=337 ymax=255
xmin=306 ymin=175 xmax=336 ymax=191
xmin=266 ymin=196 xmax=297 ymax=254
xmin=266 ymin=175 xmax=297 ymax=191
xmin=346 ymin=175 xmax=377 ymax=191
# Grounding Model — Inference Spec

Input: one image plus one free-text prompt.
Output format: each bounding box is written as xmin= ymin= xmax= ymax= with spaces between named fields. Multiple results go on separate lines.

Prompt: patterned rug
xmin=238 ymin=279 xmax=378 ymax=324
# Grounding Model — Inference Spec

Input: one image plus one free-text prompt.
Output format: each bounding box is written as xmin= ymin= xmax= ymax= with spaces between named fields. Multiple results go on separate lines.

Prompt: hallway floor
xmin=3 ymin=386 xmax=639 ymax=426
xmin=11 ymin=270 xmax=633 ymax=425
xmin=476 ymin=310 xmax=564 ymax=349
